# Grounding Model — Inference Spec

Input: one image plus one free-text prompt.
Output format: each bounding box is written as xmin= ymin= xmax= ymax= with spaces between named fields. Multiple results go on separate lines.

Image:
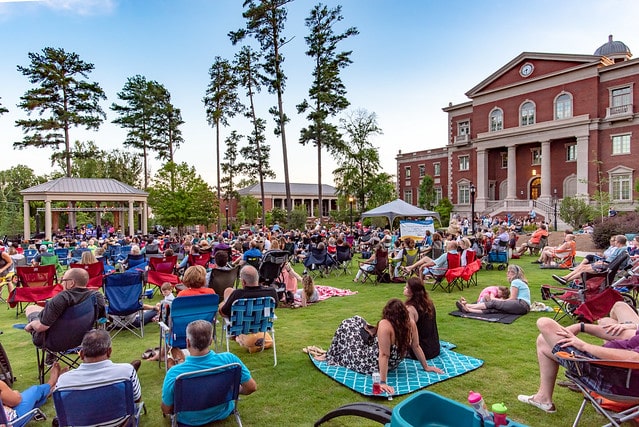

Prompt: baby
xmin=476 ymin=285 xmax=510 ymax=303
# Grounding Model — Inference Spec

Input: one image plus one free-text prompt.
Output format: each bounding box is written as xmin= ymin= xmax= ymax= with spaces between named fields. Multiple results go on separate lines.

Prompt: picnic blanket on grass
xmin=449 ymin=310 xmax=524 ymax=324
xmin=309 ymin=341 xmax=483 ymax=397
xmin=296 ymin=285 xmax=357 ymax=302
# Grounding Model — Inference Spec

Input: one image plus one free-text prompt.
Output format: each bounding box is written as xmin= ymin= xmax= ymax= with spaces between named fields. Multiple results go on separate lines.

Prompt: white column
xmin=576 ymin=136 xmax=590 ymax=197
xmin=476 ymin=149 xmax=488 ymax=211
xmin=540 ymin=140 xmax=551 ymax=200
xmin=128 ymin=200 xmax=135 ymax=237
xmin=23 ymin=200 xmax=30 ymax=241
xmin=141 ymin=202 xmax=148 ymax=235
xmin=507 ymin=146 xmax=517 ymax=199
xmin=45 ymin=200 xmax=52 ymax=241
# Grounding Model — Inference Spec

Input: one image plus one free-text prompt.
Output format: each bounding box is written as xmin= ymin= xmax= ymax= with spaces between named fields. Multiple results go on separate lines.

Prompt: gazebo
xmin=21 ymin=178 xmax=149 ymax=241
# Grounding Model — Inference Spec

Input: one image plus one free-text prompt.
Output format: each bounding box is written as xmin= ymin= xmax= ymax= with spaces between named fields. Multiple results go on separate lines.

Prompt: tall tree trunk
xmin=215 ymin=119 xmax=221 ymax=232
xmin=317 ymin=142 xmax=322 ymax=219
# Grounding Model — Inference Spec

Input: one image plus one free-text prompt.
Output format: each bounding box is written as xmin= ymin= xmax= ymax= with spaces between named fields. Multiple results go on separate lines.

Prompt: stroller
xmin=259 ymin=250 xmax=290 ymax=301
xmin=485 ymin=239 xmax=508 ymax=270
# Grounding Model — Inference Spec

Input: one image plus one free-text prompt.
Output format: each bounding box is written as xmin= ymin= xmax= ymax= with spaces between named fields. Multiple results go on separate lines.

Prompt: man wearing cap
xmin=32 ymin=245 xmax=56 ymax=266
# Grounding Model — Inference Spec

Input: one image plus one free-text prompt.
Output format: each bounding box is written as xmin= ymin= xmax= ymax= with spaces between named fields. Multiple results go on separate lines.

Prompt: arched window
xmin=555 ymin=93 xmax=572 ymax=120
xmin=489 ymin=108 xmax=503 ymax=132
xmin=520 ymin=101 xmax=535 ymax=126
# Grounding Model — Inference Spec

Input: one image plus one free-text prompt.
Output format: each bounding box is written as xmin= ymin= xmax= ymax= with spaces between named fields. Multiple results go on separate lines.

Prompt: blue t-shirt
xmin=243 ymin=248 xmax=262 ymax=261
xmin=162 ymin=351 xmax=251 ymax=425
xmin=511 ymin=279 xmax=531 ymax=305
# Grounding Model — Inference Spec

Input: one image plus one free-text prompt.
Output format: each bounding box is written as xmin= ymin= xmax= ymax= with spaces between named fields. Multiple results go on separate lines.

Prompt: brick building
xmin=396 ymin=36 xmax=638 ymax=223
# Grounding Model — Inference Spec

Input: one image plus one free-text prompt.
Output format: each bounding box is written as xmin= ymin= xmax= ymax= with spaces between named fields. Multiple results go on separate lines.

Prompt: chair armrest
xmin=158 ymin=322 xmax=169 ymax=333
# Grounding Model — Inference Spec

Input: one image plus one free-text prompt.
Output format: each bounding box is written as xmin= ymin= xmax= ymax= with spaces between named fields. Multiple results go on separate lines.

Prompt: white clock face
xmin=520 ymin=63 xmax=534 ymax=77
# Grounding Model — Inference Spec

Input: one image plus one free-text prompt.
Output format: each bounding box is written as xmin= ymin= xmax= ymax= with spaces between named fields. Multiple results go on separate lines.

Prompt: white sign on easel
xmin=399 ymin=218 xmax=435 ymax=240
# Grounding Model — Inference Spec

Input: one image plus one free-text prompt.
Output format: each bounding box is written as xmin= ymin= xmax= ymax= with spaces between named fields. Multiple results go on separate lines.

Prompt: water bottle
xmin=468 ymin=391 xmax=492 ymax=420
xmin=492 ymin=402 xmax=508 ymax=427
xmin=372 ymin=372 xmax=381 ymax=395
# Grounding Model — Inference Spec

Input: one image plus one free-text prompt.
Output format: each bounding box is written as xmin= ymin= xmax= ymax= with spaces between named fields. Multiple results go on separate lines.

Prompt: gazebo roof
xmin=21 ymin=177 xmax=147 ymax=196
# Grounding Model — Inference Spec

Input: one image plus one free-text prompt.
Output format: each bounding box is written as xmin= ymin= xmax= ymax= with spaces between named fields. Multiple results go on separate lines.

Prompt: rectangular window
xmin=500 ymin=153 xmax=508 ymax=168
xmin=458 ymin=184 xmax=470 ymax=204
xmin=458 ymin=120 xmax=470 ymax=135
xmin=433 ymin=162 xmax=441 ymax=177
xmin=459 ymin=155 xmax=469 ymax=171
xmin=405 ymin=166 xmax=411 ymax=179
xmin=612 ymin=87 xmax=632 ymax=107
xmin=612 ymin=134 xmax=631 ymax=154
xmin=566 ymin=145 xmax=577 ymax=161
xmin=403 ymin=189 xmax=413 ymax=204
xmin=531 ymin=148 xmax=541 ymax=165
xmin=418 ymin=164 xmax=425 ymax=177
xmin=434 ymin=187 xmax=442 ymax=204
xmin=611 ymin=174 xmax=631 ymax=201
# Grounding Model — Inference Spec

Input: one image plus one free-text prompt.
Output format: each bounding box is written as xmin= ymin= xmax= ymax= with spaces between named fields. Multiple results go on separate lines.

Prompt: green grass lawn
xmin=0 ymin=256 xmax=616 ymax=427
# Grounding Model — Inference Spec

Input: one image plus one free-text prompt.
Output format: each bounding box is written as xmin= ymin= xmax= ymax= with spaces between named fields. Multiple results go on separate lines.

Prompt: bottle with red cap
xmin=468 ymin=391 xmax=492 ymax=421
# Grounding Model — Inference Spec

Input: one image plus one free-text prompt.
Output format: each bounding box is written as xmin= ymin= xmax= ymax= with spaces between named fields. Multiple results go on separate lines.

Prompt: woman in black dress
xmin=404 ymin=277 xmax=440 ymax=359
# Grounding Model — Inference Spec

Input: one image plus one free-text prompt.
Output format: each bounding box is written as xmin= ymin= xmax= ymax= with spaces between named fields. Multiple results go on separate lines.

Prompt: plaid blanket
xmin=295 ymin=285 xmax=358 ymax=302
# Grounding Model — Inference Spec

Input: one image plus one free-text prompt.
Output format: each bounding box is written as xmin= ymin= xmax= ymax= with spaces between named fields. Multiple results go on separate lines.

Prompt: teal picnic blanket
xmin=309 ymin=341 xmax=483 ymax=397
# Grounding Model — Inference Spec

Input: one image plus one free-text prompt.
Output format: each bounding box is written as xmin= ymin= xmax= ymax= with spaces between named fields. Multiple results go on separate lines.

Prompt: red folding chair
xmin=8 ymin=265 xmax=62 ymax=317
xmin=462 ymin=259 xmax=482 ymax=288
xmin=147 ymin=255 xmax=180 ymax=290
xmin=69 ymin=262 xmax=105 ymax=290
xmin=432 ymin=252 xmax=461 ymax=293
xmin=187 ymin=253 xmax=210 ymax=269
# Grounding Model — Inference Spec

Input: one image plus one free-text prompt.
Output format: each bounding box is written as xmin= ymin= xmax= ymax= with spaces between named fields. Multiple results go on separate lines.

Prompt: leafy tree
xmin=334 ymin=109 xmax=383 ymax=209
xmin=559 ymin=196 xmax=594 ymax=231
xmin=148 ymin=162 xmax=218 ymax=233
xmin=236 ymin=194 xmax=260 ymax=226
xmin=434 ymin=198 xmax=454 ymax=227
xmin=0 ymin=98 xmax=8 ymax=115
xmin=221 ymin=130 xmax=242 ymax=204
xmin=231 ymin=0 xmax=294 ymax=215
xmin=203 ymin=57 xmax=243 ymax=231
xmin=153 ymin=87 xmax=184 ymax=165
xmin=234 ymin=46 xmax=271 ymax=226
xmin=269 ymin=207 xmax=287 ymax=226
xmin=366 ymin=173 xmax=396 ymax=210
xmin=298 ymin=4 xmax=358 ymax=218
xmin=288 ymin=205 xmax=308 ymax=230
xmin=418 ymin=175 xmax=436 ymax=209
xmin=15 ymin=47 xmax=106 ymax=177
xmin=0 ymin=165 xmax=48 ymax=236
xmin=111 ymin=75 xmax=168 ymax=189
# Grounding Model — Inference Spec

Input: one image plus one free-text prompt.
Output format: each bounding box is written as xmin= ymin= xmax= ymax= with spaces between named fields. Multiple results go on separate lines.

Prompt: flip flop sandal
xmin=141 ymin=348 xmax=154 ymax=359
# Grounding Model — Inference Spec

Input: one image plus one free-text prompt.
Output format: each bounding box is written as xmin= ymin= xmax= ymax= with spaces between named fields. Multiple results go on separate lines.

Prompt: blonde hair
xmin=183 ymin=265 xmax=207 ymax=289
xmin=302 ymin=275 xmax=315 ymax=301
xmin=81 ymin=250 xmax=97 ymax=264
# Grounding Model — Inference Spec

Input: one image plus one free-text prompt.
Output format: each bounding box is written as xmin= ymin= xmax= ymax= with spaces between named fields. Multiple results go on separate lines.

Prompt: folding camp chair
xmin=35 ymin=293 xmax=101 ymax=383
xmin=69 ymin=261 xmax=105 ymax=290
xmin=114 ymin=245 xmax=132 ymax=263
xmin=555 ymin=351 xmax=639 ymax=427
xmin=335 ymin=245 xmax=353 ymax=276
xmin=304 ymin=247 xmax=334 ymax=278
xmin=431 ymin=252 xmax=461 ymax=293
xmin=105 ymin=271 xmax=145 ymax=338
xmin=209 ymin=267 xmax=239 ymax=300
xmin=39 ymin=254 xmax=64 ymax=277
xmin=147 ymin=255 xmax=179 ymax=292
xmin=124 ymin=254 xmax=147 ymax=271
xmin=53 ymin=378 xmax=146 ymax=427
xmin=0 ymin=339 xmax=15 ymax=387
xmin=54 ymin=248 xmax=70 ymax=267
xmin=462 ymin=259 xmax=482 ymax=288
xmin=23 ymin=249 xmax=37 ymax=265
xmin=171 ymin=363 xmax=243 ymax=427
xmin=224 ymin=297 xmax=277 ymax=366
xmin=8 ymin=265 xmax=61 ymax=317
xmin=358 ymin=248 xmax=389 ymax=284
xmin=258 ymin=250 xmax=288 ymax=286
xmin=186 ymin=253 xmax=211 ymax=269
xmin=158 ymin=294 xmax=219 ymax=369
xmin=0 ymin=395 xmax=46 ymax=427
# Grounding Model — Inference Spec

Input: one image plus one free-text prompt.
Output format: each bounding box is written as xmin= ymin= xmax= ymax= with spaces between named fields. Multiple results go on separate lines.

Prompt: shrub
xmin=591 ymin=212 xmax=639 ymax=248
xmin=559 ymin=196 xmax=594 ymax=230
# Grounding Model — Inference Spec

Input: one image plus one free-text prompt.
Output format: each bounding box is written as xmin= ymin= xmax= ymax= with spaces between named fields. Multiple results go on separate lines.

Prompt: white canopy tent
xmin=361 ymin=199 xmax=440 ymax=226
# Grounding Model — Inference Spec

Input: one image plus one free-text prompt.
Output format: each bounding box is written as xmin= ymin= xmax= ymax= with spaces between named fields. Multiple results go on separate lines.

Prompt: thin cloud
xmin=0 ymin=0 xmax=116 ymax=16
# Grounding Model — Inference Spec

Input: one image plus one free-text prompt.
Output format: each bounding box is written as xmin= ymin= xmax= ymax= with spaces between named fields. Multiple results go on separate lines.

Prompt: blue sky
xmin=1 ymin=0 xmax=638 ymax=188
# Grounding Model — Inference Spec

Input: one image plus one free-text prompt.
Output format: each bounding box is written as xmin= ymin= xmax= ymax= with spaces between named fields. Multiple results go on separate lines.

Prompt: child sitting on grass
xmin=476 ymin=285 xmax=510 ymax=303
xmin=295 ymin=276 xmax=319 ymax=307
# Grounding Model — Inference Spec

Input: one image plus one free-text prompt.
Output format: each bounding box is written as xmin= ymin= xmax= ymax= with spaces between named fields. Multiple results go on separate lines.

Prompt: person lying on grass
xmin=456 ymin=264 xmax=530 ymax=315
xmin=314 ymin=298 xmax=443 ymax=395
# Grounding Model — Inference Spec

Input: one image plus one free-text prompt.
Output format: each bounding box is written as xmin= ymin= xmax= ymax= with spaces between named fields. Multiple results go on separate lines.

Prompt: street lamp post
xmin=225 ymin=206 xmax=229 ymax=230
xmin=553 ymin=189 xmax=558 ymax=232
xmin=469 ymin=183 xmax=476 ymax=234
xmin=348 ymin=196 xmax=354 ymax=231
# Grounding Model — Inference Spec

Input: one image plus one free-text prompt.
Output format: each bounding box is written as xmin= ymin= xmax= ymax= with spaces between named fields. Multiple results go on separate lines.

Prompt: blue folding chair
xmin=124 ymin=254 xmax=147 ymax=271
xmin=0 ymin=395 xmax=46 ymax=427
xmin=224 ymin=297 xmax=277 ymax=366
xmin=24 ymin=249 xmax=37 ymax=264
xmin=36 ymin=293 xmax=101 ymax=384
xmin=53 ymin=378 xmax=145 ymax=427
xmin=172 ymin=363 xmax=243 ymax=427
xmin=105 ymin=271 xmax=145 ymax=338
xmin=116 ymin=245 xmax=133 ymax=263
xmin=53 ymin=248 xmax=70 ymax=267
xmin=159 ymin=294 xmax=219 ymax=369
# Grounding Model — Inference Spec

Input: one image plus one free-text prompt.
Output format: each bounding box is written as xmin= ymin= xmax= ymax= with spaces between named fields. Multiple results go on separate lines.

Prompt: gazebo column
xmin=23 ymin=200 xmax=30 ymax=242
xmin=45 ymin=200 xmax=52 ymax=241
xmin=141 ymin=202 xmax=148 ymax=236
xmin=128 ymin=200 xmax=135 ymax=237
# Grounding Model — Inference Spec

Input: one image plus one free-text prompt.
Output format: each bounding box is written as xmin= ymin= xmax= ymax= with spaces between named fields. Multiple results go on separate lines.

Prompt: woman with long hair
xmin=404 ymin=277 xmax=440 ymax=359
xmin=316 ymin=298 xmax=443 ymax=394
xmin=457 ymin=264 xmax=531 ymax=315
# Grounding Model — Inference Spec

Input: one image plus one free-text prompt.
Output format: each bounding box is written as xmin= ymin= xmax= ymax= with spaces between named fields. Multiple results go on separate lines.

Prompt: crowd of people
xmin=3 ymin=217 xmax=638 ymax=425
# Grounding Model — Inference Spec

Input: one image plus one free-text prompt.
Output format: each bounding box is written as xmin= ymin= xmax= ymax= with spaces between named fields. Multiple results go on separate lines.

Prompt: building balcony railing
xmin=606 ymin=104 xmax=633 ymax=120
xmin=454 ymin=134 xmax=470 ymax=145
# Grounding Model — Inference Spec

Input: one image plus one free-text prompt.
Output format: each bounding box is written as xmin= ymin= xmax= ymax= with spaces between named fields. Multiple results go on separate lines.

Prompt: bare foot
xmin=47 ymin=362 xmax=68 ymax=392
xmin=314 ymin=354 xmax=327 ymax=361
